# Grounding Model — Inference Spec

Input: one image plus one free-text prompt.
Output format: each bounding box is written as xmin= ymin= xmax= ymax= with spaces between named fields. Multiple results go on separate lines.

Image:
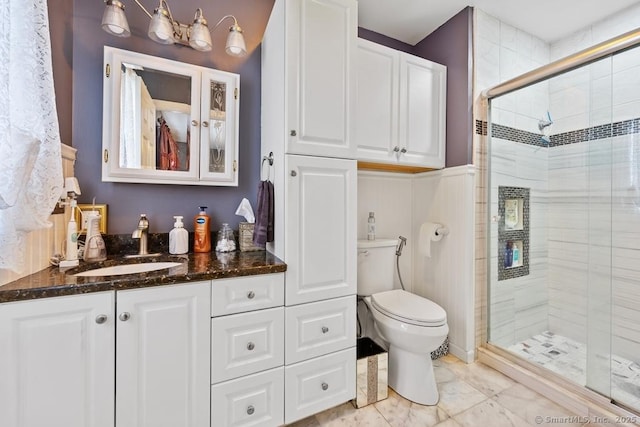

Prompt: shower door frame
xmin=481 ymin=26 xmax=640 ymax=417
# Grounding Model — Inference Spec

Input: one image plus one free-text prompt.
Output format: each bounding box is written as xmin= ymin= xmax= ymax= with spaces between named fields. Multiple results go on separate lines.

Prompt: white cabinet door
xmin=355 ymin=38 xmax=399 ymax=163
xmin=399 ymin=54 xmax=447 ymax=168
xmin=285 ymin=155 xmax=357 ymax=305
xmin=285 ymin=0 xmax=357 ymax=159
xmin=0 ymin=292 xmax=115 ymax=427
xmin=116 ymin=282 xmax=210 ymax=427
xmin=199 ymin=69 xmax=240 ymax=185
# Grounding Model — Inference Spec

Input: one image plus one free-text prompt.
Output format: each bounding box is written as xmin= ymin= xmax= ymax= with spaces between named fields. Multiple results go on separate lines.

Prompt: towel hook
xmin=261 ymin=152 xmax=274 ymax=181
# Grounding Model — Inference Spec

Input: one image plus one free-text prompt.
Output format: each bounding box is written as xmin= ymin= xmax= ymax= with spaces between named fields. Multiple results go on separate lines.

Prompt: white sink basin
xmin=74 ymin=262 xmax=182 ymax=277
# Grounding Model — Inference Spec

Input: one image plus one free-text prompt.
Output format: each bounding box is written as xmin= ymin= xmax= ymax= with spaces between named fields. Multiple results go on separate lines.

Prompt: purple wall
xmin=359 ymin=7 xmax=474 ymax=167
xmin=414 ymin=7 xmax=474 ymax=167
xmin=71 ymin=0 xmax=275 ymax=234
xmin=49 ymin=0 xmax=73 ymax=144
xmin=56 ymin=2 xmax=471 ymax=233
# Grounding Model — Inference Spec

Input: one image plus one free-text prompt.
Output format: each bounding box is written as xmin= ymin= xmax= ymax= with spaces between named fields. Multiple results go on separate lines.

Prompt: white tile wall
xmin=0 ymin=145 xmax=77 ymax=286
xmin=475 ymin=5 xmax=640 ymax=368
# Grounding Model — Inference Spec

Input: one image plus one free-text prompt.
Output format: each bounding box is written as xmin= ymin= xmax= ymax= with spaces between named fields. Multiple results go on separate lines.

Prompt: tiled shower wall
xmin=474 ymin=4 xmax=640 ymax=363
xmin=0 ymin=145 xmax=77 ymax=286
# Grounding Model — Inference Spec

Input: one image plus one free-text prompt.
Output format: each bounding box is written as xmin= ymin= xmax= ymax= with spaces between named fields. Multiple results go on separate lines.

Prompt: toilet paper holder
xmin=435 ymin=226 xmax=450 ymax=236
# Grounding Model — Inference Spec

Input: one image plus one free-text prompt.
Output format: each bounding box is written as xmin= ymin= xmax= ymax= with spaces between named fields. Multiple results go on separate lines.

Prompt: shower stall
xmin=485 ymin=29 xmax=640 ymax=414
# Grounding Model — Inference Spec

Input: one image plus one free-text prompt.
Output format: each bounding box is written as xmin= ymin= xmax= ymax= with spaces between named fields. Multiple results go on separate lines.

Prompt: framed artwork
xmin=75 ymin=204 xmax=108 ymax=234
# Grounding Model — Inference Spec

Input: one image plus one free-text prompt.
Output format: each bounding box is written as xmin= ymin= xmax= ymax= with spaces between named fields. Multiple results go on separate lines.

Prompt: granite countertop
xmin=0 ymin=250 xmax=286 ymax=303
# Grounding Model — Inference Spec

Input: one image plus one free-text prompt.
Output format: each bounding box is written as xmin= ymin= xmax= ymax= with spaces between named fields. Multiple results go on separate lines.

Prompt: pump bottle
xmin=194 ymin=206 xmax=211 ymax=252
xmin=170 ymin=216 xmax=189 ymax=254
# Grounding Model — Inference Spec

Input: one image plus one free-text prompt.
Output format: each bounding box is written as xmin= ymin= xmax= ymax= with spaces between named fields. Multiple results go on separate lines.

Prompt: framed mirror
xmin=102 ymin=47 xmax=240 ymax=186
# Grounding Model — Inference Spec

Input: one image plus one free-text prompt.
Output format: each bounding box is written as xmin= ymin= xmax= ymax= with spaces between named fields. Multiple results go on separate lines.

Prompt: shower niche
xmin=498 ymin=186 xmax=529 ymax=280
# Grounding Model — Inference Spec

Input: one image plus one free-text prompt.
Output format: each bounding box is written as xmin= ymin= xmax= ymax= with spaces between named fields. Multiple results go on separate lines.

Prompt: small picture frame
xmin=75 ymin=204 xmax=108 ymax=234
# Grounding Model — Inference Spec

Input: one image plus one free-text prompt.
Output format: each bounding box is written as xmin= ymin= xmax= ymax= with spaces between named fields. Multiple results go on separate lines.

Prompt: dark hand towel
xmin=253 ymin=180 xmax=274 ymax=246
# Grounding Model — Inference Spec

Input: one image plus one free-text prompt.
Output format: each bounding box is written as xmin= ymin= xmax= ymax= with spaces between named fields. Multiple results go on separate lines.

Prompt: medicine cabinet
xmin=102 ymin=47 xmax=240 ymax=186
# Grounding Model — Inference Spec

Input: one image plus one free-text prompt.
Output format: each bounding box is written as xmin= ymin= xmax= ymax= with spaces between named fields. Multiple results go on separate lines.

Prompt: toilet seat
xmin=371 ymin=289 xmax=447 ymax=327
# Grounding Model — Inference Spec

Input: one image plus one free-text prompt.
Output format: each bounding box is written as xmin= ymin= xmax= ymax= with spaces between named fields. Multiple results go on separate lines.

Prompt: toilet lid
xmin=371 ymin=289 xmax=447 ymax=327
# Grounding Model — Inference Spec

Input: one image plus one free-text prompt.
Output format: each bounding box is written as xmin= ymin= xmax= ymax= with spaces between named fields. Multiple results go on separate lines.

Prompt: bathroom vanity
xmin=0 ymin=251 xmax=293 ymax=427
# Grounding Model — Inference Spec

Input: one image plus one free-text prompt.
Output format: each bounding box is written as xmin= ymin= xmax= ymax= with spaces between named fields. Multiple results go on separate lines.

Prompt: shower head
xmin=538 ymin=111 xmax=553 ymax=131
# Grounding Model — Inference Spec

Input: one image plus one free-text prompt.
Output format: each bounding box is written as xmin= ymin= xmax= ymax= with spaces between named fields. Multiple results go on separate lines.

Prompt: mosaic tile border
xmin=475 ymin=117 xmax=640 ymax=147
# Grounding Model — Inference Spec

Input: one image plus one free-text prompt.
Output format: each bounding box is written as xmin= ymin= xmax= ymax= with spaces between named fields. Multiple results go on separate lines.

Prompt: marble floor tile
xmin=374 ymin=389 xmax=449 ymax=427
xmin=434 ymin=377 xmax=488 ymax=417
xmin=493 ymin=383 xmax=584 ymax=426
xmin=453 ymin=398 xmax=531 ymax=427
xmin=314 ymin=401 xmax=391 ymax=426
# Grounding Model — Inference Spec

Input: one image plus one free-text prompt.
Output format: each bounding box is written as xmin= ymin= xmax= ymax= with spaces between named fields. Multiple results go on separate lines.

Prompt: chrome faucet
xmin=132 ymin=214 xmax=150 ymax=256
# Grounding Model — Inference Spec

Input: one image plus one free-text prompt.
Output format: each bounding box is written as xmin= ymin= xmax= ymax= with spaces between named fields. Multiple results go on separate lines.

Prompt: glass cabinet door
xmin=199 ymin=70 xmax=239 ymax=186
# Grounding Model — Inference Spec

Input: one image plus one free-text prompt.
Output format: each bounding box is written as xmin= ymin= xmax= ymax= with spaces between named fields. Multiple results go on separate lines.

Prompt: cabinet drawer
xmin=211 ymin=307 xmax=284 ymax=384
xmin=211 ymin=367 xmax=284 ymax=427
xmin=211 ymin=273 xmax=284 ymax=317
xmin=284 ymin=347 xmax=356 ymax=424
xmin=285 ymin=295 xmax=356 ymax=364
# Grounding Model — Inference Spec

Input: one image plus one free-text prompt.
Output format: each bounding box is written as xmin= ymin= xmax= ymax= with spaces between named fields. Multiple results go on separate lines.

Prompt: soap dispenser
xmin=169 ymin=216 xmax=189 ymax=255
xmin=84 ymin=211 xmax=107 ymax=262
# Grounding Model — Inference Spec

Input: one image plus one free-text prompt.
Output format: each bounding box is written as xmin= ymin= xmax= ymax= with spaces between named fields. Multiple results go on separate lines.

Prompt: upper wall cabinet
xmin=262 ymin=0 xmax=357 ymax=160
xmin=356 ymin=39 xmax=447 ymax=169
xmin=102 ymin=47 xmax=240 ymax=186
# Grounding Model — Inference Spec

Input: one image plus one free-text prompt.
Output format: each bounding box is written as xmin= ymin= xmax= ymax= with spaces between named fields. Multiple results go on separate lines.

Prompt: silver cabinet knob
xmin=191 ymin=119 xmax=199 ymax=127
xmin=400 ymin=147 xmax=407 ymax=153
xmin=321 ymin=326 xmax=329 ymax=334
xmin=321 ymin=382 xmax=329 ymax=391
xmin=290 ymin=130 xmax=297 ymax=136
xmin=119 ymin=312 xmax=131 ymax=322
xmin=393 ymin=146 xmax=400 ymax=152
xmin=95 ymin=314 xmax=108 ymax=324
xmin=290 ymin=170 xmax=297 ymax=177
xmin=202 ymin=121 xmax=209 ymax=128
xmin=246 ymin=405 xmax=255 ymax=415
xmin=247 ymin=291 xmax=255 ymax=299
xmin=247 ymin=342 xmax=255 ymax=351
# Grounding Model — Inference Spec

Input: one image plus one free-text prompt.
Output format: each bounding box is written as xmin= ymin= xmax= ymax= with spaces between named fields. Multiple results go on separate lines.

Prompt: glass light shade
xmin=148 ymin=8 xmax=175 ymax=45
xmin=101 ymin=1 xmax=130 ymax=37
xmin=189 ymin=21 xmax=212 ymax=52
xmin=225 ymin=25 xmax=247 ymax=57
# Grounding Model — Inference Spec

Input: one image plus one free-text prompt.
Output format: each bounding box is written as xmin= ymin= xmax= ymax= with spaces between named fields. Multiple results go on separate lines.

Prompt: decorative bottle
xmin=367 ymin=212 xmax=376 ymax=240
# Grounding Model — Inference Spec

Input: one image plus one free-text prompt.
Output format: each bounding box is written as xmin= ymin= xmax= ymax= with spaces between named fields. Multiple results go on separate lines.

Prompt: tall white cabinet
xmin=356 ymin=38 xmax=447 ymax=168
xmin=261 ymin=0 xmax=358 ymax=423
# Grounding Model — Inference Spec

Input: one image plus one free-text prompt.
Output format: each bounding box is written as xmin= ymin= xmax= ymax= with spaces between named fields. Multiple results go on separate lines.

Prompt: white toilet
xmin=357 ymin=239 xmax=448 ymax=405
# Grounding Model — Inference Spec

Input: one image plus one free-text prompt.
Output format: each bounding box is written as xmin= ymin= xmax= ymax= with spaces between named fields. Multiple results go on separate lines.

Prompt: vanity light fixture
xmin=101 ymin=0 xmax=247 ymax=57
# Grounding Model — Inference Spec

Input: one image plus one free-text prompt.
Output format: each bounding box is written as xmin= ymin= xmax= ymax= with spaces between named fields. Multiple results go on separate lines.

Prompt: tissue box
xmin=239 ymin=222 xmax=264 ymax=252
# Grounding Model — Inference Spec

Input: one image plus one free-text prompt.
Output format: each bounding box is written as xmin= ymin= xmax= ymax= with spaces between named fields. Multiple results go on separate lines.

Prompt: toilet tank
xmin=357 ymin=239 xmax=397 ymax=296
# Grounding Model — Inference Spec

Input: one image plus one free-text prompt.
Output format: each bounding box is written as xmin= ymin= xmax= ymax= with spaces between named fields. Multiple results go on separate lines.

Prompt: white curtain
xmin=0 ymin=0 xmax=64 ymax=272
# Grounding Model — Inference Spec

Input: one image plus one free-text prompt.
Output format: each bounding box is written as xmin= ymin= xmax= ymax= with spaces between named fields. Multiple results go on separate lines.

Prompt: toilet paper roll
xmin=419 ymin=222 xmax=444 ymax=258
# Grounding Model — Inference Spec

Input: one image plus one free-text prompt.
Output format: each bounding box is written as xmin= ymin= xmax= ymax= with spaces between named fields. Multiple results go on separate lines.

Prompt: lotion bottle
xmin=367 ymin=212 xmax=376 ymax=240
xmin=169 ymin=216 xmax=189 ymax=254
xmin=194 ymin=206 xmax=211 ymax=252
